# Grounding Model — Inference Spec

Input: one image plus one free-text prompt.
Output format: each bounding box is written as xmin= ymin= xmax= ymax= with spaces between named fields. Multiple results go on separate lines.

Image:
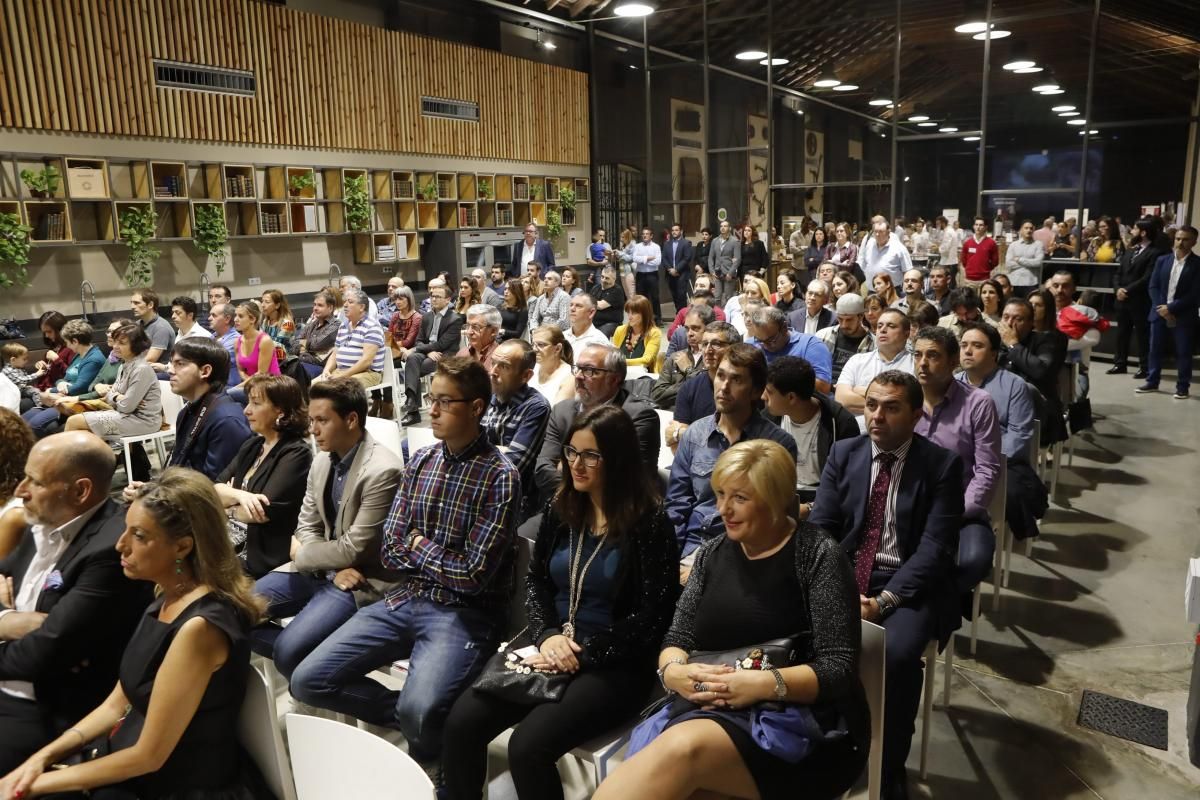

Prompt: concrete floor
xmin=902 ymin=369 xmax=1200 ymax=799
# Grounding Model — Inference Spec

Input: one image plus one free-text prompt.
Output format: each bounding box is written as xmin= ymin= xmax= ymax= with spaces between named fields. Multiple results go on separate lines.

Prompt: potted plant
xmin=0 ymin=210 xmax=32 ymax=289
xmin=344 ymin=174 xmax=371 ymax=233
xmin=418 ymin=179 xmax=439 ymax=201
xmin=288 ymin=172 xmax=315 ymax=198
xmin=478 ymin=178 xmax=493 ymax=200
xmin=193 ymin=204 xmax=229 ymax=276
xmin=20 ymin=165 xmax=61 ymax=199
xmin=529 ymin=183 xmax=543 ymax=201
xmin=119 ymin=205 xmax=160 ymax=288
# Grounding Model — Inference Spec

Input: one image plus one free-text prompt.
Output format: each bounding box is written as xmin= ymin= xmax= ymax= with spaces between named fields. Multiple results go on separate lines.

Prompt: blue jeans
xmin=250 ymin=571 xmax=359 ymax=679
xmin=22 ymin=406 xmax=62 ymax=437
xmin=289 ymin=596 xmax=500 ymax=764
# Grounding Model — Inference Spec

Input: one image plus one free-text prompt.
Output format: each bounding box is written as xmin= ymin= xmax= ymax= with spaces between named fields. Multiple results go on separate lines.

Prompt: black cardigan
xmin=526 ymin=503 xmax=680 ymax=670
xmin=217 ymin=433 xmax=314 ymax=577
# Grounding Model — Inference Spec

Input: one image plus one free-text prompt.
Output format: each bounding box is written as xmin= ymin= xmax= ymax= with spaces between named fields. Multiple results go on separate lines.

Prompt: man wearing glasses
xmin=290 ymin=359 xmax=520 ymax=785
xmin=667 ymin=321 xmax=740 ymax=452
xmin=456 ymin=304 xmax=501 ymax=372
xmin=745 ymin=305 xmax=832 ymax=393
xmin=531 ymin=343 xmax=660 ymax=511
xmin=481 ymin=339 xmax=551 ymax=509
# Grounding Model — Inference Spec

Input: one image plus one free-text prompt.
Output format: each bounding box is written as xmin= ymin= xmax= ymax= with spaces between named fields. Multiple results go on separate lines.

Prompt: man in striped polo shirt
xmin=317 ymin=287 xmax=386 ymax=387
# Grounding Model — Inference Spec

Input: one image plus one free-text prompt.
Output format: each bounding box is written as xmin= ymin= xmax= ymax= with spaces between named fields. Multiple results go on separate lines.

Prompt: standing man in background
xmin=708 ymin=220 xmax=741 ymax=306
xmin=631 ymin=226 xmax=664 ymax=326
xmin=511 ymin=223 xmax=555 ymax=277
xmin=662 ymin=223 xmax=695 ymax=317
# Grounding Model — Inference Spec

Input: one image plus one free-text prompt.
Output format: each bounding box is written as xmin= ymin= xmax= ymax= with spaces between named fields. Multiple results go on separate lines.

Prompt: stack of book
xmin=154 ymin=176 xmax=184 ymax=198
xmin=226 ymin=175 xmax=254 ymax=198
xmin=260 ymin=212 xmax=285 ymax=233
xmin=458 ymin=206 xmax=477 ymax=228
xmin=375 ymin=244 xmax=395 ymax=261
xmin=36 ymin=211 xmax=66 ymax=240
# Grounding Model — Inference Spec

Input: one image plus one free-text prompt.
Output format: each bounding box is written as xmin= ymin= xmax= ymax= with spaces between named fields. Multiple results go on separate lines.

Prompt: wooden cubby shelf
xmin=396 ymin=200 xmax=417 ymax=231
xmin=18 ymin=157 xmax=67 ymax=199
xmin=150 ymin=161 xmax=187 ymax=200
xmin=514 ymin=202 xmax=531 ymax=229
xmin=284 ymin=166 xmax=317 ymax=200
xmin=416 ymin=172 xmax=437 ymax=201
xmin=69 ymin=200 xmax=115 ymax=242
xmin=512 ymin=176 xmax=528 ymax=201
xmin=371 ymin=170 xmax=392 ymax=201
xmin=438 ymin=203 xmax=459 ymax=229
xmin=290 ymin=202 xmax=320 ymax=234
xmin=259 ymin=201 xmax=288 ymax=235
xmin=457 ymin=202 xmax=477 ymax=229
xmin=457 ymin=173 xmax=476 ymax=203
xmin=392 ymin=171 xmax=415 ymax=200
xmin=476 ymin=174 xmax=494 ymax=201
xmin=220 ymin=164 xmax=256 ymax=200
xmin=574 ymin=178 xmax=590 ymax=202
xmin=156 ymin=203 xmax=192 ymax=239
xmin=398 ymin=231 xmax=418 ymax=261
xmin=26 ymin=201 xmax=71 ymax=241
xmin=436 ymin=172 xmax=457 ymax=202
xmin=109 ymin=161 xmax=151 ymax=200
xmin=495 ymin=175 xmax=512 ymax=202
xmin=495 ymin=202 xmax=513 ymax=228
xmin=478 ymin=202 xmax=496 ymax=229
xmin=0 ymin=200 xmax=21 ymax=223
xmin=417 ymin=201 xmax=438 ymax=230
xmin=544 ymin=177 xmax=560 ymax=202
xmin=530 ymin=201 xmax=546 ymax=226
xmin=354 ymin=232 xmax=397 ymax=264
xmin=372 ymin=201 xmax=395 ymax=232
xmin=64 ymin=158 xmax=110 ymax=200
xmin=528 ymin=176 xmax=545 ymax=202
xmin=226 ymin=201 xmax=259 ymax=237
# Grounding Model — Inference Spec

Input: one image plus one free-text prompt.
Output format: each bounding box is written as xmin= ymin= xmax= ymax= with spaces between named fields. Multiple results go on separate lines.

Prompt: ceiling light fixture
xmin=759 ymin=57 xmax=788 ymax=66
xmin=917 ymin=121 xmax=938 ymax=127
xmin=973 ymin=29 xmax=1011 ymax=40
xmin=1003 ymin=59 xmax=1035 ymax=71
xmin=1089 ymin=129 xmax=1099 ymax=134
xmin=1067 ymin=119 xmax=1087 ymax=125
xmin=1058 ymin=111 xmax=1079 ymax=117
xmin=832 ymin=83 xmax=859 ymax=91
xmin=1039 ymin=89 xmax=1066 ymax=95
xmin=1013 ymin=66 xmax=1044 ymax=74
xmin=1033 ymin=81 xmax=1061 ymax=92
xmin=736 ymin=50 xmax=768 ymax=61
xmin=954 ymin=21 xmax=989 ymax=34
xmin=1051 ymin=105 xmax=1076 ymax=112
xmin=613 ymin=3 xmax=655 ymax=17
xmin=813 ymin=69 xmax=842 ymax=88
xmin=939 ymin=126 xmax=959 ymax=132
xmin=908 ymin=114 xmax=930 ymax=122
xmin=963 ymin=136 xmax=981 ymax=141
xmin=869 ymin=97 xmax=894 ymax=106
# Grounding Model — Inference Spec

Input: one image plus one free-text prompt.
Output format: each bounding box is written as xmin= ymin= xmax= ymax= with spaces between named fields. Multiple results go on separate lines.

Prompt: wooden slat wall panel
xmin=0 ymin=0 xmax=589 ymax=164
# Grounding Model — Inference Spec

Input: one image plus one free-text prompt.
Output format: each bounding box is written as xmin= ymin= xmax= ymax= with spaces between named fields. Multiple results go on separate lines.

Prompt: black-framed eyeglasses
xmin=571 ymin=364 xmax=613 ymax=379
xmin=424 ymin=393 xmax=472 ymax=409
xmin=698 ymin=340 xmax=728 ymax=351
xmin=563 ymin=445 xmax=603 ymax=468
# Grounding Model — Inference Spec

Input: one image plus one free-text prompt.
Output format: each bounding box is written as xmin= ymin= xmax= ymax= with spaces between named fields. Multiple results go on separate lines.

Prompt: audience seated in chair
xmin=835 ymin=309 xmax=916 ymax=430
xmin=21 ymin=320 xmax=107 ymax=438
xmin=129 ymin=290 xmax=175 ymax=372
xmin=288 ymin=358 xmax=521 ymax=778
xmin=815 ymin=294 xmax=876 ymax=384
xmin=316 ymin=288 xmax=385 ymax=390
xmin=249 ymin=378 xmax=403 ymax=680
xmin=398 ymin=283 xmax=463 ymax=426
xmin=162 ymin=337 xmax=252 ymax=479
xmin=666 ymin=344 xmax=797 ymax=571
xmin=595 ymin=440 xmax=869 ymax=800
xmin=296 ymin=287 xmax=343 ymax=379
xmin=442 ymin=405 xmax=679 ymax=800
xmin=651 ymin=304 xmax=714 ymax=410
xmin=998 ymin=295 xmax=1068 ymax=446
xmin=588 ymin=266 xmax=626 ymax=339
xmin=458 ymin=304 xmax=501 ymax=371
xmin=746 ymin=305 xmax=832 ymax=393
xmin=528 ymin=326 xmax=575 ymax=407
xmin=563 ymin=293 xmax=611 ymax=354
xmin=809 ymin=370 xmax=964 ymax=800
xmin=481 ymin=339 xmax=552 ymax=511
xmin=0 ymin=432 xmax=152 ymax=773
xmin=667 ymin=322 xmax=741 ymax=452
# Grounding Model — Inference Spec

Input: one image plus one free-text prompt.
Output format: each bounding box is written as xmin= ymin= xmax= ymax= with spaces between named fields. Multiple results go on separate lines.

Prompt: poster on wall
xmin=942 ymin=208 xmax=960 ymax=225
xmin=748 ymin=114 xmax=769 ymax=231
xmin=670 ymin=98 xmax=706 ymax=236
xmin=1064 ymin=208 xmax=1090 ymax=227
xmin=807 ymin=131 xmax=826 ymax=221
xmin=1140 ymin=204 xmax=1162 ymax=218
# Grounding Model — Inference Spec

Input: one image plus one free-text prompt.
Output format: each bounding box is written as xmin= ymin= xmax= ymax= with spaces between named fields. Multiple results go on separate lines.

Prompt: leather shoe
xmin=401 ymin=409 xmax=422 ymax=426
xmin=882 ymin=768 xmax=909 ymax=800
xmin=1105 ymin=365 xmax=1127 ymax=374
xmin=1132 ymin=370 xmax=1148 ymax=380
xmin=1134 ymin=383 xmax=1158 ymax=394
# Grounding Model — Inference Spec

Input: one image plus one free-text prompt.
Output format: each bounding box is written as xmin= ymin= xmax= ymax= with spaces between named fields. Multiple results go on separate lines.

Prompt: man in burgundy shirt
xmin=961 ymin=216 xmax=999 ymax=288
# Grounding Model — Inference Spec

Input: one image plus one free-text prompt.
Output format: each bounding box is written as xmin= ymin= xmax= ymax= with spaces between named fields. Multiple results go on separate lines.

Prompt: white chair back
xmin=988 ymin=459 xmax=1006 ymax=536
xmin=364 ymin=416 xmax=404 ymax=464
xmin=858 ymin=621 xmax=886 ymax=800
xmin=239 ymin=665 xmax=297 ymax=800
xmin=407 ymin=425 xmax=438 ymax=455
xmin=285 ymin=713 xmax=434 ymax=800
xmin=158 ymin=380 xmax=186 ymax=427
xmin=655 ymin=409 xmax=675 ymax=472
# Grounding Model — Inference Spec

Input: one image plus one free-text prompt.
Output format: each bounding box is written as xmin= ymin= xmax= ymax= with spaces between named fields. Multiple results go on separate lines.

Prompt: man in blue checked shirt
xmin=289 ymin=357 xmax=520 ymax=778
xmin=481 ymin=338 xmax=551 ymax=510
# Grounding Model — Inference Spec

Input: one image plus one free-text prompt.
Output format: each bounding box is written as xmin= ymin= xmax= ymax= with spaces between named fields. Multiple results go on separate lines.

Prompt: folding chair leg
xmin=123 ymin=446 xmax=134 ymax=483
xmin=942 ymin=639 xmax=954 ymax=709
xmin=971 ymin=586 xmax=981 ymax=657
xmin=919 ymin=640 xmax=936 ymax=780
xmin=1067 ymin=432 xmax=1075 ymax=467
xmin=991 ymin=524 xmax=1004 ymax=609
xmin=1002 ymin=524 xmax=1014 ymax=588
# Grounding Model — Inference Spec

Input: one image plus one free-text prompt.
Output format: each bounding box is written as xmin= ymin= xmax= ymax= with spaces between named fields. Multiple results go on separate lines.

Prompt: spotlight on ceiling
xmin=1051 ymin=105 xmax=1076 ymax=112
xmin=1033 ymin=82 xmax=1061 ymax=92
xmin=736 ymin=50 xmax=768 ymax=61
xmin=939 ymin=126 xmax=959 ymax=132
xmin=1067 ymin=119 xmax=1087 ymax=126
xmin=955 ymin=21 xmax=989 ymax=34
xmin=1003 ymin=59 xmax=1036 ymax=71
xmin=832 ymin=83 xmax=859 ymax=91
xmin=917 ymin=121 xmax=938 ymax=127
xmin=908 ymin=115 xmax=930 ymax=122
xmin=613 ymin=3 xmax=655 ymax=17
xmin=759 ymin=58 xmax=788 ymax=66
xmin=963 ymin=136 xmax=981 ymax=142
xmin=1038 ymin=89 xmax=1066 ymax=95
xmin=813 ymin=70 xmax=842 ymax=88
xmin=973 ymin=29 xmax=1011 ymax=40
xmin=869 ymin=97 xmax=894 ymax=106
xmin=1058 ymin=111 xmax=1079 ymax=117
xmin=1013 ymin=66 xmax=1044 ymax=73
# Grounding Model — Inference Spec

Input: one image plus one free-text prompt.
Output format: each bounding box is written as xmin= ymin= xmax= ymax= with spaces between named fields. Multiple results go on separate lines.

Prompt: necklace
xmin=562 ymin=525 xmax=607 ymax=641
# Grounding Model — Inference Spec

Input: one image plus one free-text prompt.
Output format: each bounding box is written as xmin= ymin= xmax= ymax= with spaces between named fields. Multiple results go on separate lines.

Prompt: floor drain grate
xmin=1077 ymin=689 xmax=1168 ymax=750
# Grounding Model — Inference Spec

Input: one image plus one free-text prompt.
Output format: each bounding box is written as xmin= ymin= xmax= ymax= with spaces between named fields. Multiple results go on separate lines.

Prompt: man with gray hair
xmin=340 ymin=274 xmax=379 ymax=319
xmin=470 ymin=268 xmax=504 ymax=309
xmin=209 ymin=302 xmax=241 ymax=387
xmin=563 ymin=293 xmax=610 ymax=352
xmin=528 ymin=270 xmax=569 ymax=332
xmin=789 ymin=279 xmax=835 ymax=333
xmin=745 ymin=304 xmax=832 ymax=393
xmin=457 ymin=304 xmax=501 ymax=371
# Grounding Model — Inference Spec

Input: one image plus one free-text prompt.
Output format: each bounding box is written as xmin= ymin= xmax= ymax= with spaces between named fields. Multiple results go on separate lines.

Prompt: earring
xmin=275 ymin=414 xmax=284 ymax=429
xmin=175 ymin=558 xmax=183 ymax=575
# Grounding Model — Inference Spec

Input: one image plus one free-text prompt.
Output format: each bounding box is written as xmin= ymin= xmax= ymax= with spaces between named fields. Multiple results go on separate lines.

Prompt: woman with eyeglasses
xmin=529 ymin=325 xmax=576 ymax=405
xmin=442 ymin=405 xmax=679 ymax=800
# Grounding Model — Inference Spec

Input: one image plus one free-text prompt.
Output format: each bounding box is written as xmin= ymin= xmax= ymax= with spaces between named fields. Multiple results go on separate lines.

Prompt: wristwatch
xmin=768 ymin=667 xmax=787 ymax=701
xmin=874 ymin=593 xmax=898 ymax=619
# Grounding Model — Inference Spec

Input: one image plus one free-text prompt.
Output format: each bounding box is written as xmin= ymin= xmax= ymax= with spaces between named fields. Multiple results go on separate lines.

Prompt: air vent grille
xmin=421 ymin=96 xmax=480 ymax=122
xmin=153 ymin=59 xmax=256 ymax=96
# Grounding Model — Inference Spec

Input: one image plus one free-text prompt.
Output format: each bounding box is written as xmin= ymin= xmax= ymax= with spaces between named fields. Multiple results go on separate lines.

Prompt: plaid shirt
xmin=381 ymin=431 xmax=520 ymax=610
xmin=481 ymin=383 xmax=551 ymax=494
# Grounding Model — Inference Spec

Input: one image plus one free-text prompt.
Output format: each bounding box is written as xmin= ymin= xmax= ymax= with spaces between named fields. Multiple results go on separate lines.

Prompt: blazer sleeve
xmin=807 ymin=440 xmax=848 ymax=536
xmin=534 ymin=403 xmax=569 ymax=502
xmin=1147 ymin=256 xmax=1167 ymax=307
xmin=630 ymin=401 xmax=663 ymax=480
xmin=292 ymin=459 xmax=326 ymax=549
xmin=251 ymin=441 xmax=313 ymax=525
xmin=430 ymin=314 xmax=464 ymax=355
xmin=293 ymin=452 xmax=402 ymax=571
xmin=582 ymin=508 xmax=681 ymax=669
xmin=884 ymin=451 xmax=964 ymax=603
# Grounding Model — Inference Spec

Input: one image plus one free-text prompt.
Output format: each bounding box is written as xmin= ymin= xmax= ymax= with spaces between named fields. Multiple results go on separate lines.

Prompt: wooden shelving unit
xmin=417 ymin=201 xmax=438 ymax=230
xmin=544 ymin=177 xmax=560 ymax=202
xmin=64 ymin=157 xmax=110 ymax=199
xmin=220 ymin=164 xmax=256 ymax=199
xmin=227 ymin=201 xmax=259 ymax=237
xmin=530 ymin=201 xmax=546 ymax=226
xmin=495 ymin=175 xmax=513 ymax=202
xmin=475 ymin=173 xmax=494 ymax=202
xmin=26 ymin=201 xmax=71 ymax=241
xmin=372 ymin=200 xmax=395 ymax=231
xmin=110 ymin=161 xmax=151 ymax=200
xmin=396 ymin=200 xmax=417 ymax=231
xmin=478 ymin=202 xmax=496 ymax=229
xmin=150 ymin=161 xmax=188 ymax=200
xmin=512 ymin=175 xmax=529 ymax=201
xmin=0 ymin=200 xmax=22 ymax=223
xmin=436 ymin=172 xmax=457 ymax=201
xmin=457 ymin=202 xmax=477 ymax=229
xmin=259 ymin=201 xmax=288 ymax=235
xmin=69 ymin=200 xmax=116 ymax=242
xmin=574 ymin=177 xmax=590 ymax=202
xmin=495 ymin=202 xmax=514 ymax=228
xmin=397 ymin=231 xmax=419 ymax=261
xmin=392 ymin=170 xmax=415 ymax=200
xmin=371 ymin=169 xmax=392 ymax=201
xmin=17 ymin=156 xmax=67 ymax=199
xmin=290 ymin=202 xmax=320 ymax=234
xmin=156 ymin=202 xmax=193 ymax=238
xmin=438 ymin=203 xmax=459 ymax=230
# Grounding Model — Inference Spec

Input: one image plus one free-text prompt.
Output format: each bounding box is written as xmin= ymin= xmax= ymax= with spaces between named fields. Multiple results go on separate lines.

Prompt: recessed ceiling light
xmin=613 ymin=3 xmax=655 ymax=17
xmin=917 ymin=121 xmax=938 ymax=127
xmin=832 ymin=83 xmax=859 ymax=91
xmin=1014 ymin=66 xmax=1044 ymax=74
xmin=1089 ymin=129 xmax=1099 ymax=134
xmin=1003 ymin=59 xmax=1036 ymax=70
xmin=1039 ymin=89 xmax=1066 ymax=95
xmin=1051 ymin=105 xmax=1076 ymax=112
xmin=813 ymin=70 xmax=842 ymax=88
xmin=908 ymin=115 xmax=930 ymax=122
xmin=1058 ymin=111 xmax=1079 ymax=117
xmin=973 ymin=29 xmax=1011 ymax=40
xmin=759 ymin=58 xmax=788 ymax=66
xmin=955 ymin=21 xmax=989 ymax=34
xmin=1033 ymin=82 xmax=1061 ymax=92
xmin=939 ymin=126 xmax=959 ymax=132
xmin=963 ymin=136 xmax=981 ymax=141
xmin=736 ymin=50 xmax=768 ymax=61
xmin=542 ymin=40 xmax=557 ymax=51
xmin=869 ymin=98 xmax=894 ymax=106
xmin=1067 ymin=119 xmax=1087 ymax=125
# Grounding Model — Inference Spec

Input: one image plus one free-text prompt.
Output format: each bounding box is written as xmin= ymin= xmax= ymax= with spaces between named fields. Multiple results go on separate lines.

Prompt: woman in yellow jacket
xmin=612 ymin=294 xmax=663 ymax=370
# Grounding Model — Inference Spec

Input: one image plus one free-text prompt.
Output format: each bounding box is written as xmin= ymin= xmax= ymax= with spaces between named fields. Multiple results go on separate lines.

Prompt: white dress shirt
xmin=1167 ymin=256 xmax=1186 ymax=303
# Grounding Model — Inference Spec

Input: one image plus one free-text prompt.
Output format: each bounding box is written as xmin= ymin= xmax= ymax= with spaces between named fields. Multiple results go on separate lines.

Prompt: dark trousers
xmin=402 ymin=352 xmax=438 ymax=409
xmin=1113 ymin=299 xmax=1150 ymax=369
xmin=635 ymin=271 xmax=663 ymax=324
xmin=869 ymin=569 xmax=938 ymax=780
xmin=666 ymin=267 xmax=690 ymax=314
xmin=1147 ymin=318 xmax=1196 ymax=392
xmin=442 ymin=666 xmax=653 ymax=800
xmin=0 ymin=692 xmax=54 ymax=773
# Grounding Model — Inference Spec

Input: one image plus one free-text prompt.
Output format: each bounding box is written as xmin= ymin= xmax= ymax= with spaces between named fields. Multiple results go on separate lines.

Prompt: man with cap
xmin=816 ymin=294 xmax=876 ymax=384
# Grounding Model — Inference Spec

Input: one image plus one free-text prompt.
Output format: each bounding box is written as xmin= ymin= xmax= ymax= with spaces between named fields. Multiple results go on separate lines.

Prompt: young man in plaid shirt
xmin=290 ymin=357 xmax=521 ymax=774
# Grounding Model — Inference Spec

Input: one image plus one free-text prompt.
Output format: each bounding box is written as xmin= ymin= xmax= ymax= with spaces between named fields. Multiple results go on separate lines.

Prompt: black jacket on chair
xmin=0 ymin=499 xmax=152 ymax=727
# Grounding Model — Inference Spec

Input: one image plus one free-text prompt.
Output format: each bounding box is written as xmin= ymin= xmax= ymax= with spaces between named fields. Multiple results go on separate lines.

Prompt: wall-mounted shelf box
xmin=149 ymin=161 xmax=187 ymax=200
xmin=65 ymin=158 xmax=110 ymax=199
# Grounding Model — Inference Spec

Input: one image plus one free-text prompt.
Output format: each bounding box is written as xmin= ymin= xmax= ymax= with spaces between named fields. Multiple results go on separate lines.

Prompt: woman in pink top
xmin=233 ymin=301 xmax=281 ymax=383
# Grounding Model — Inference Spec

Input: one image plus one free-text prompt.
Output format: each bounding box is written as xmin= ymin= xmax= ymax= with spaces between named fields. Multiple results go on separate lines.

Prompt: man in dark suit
xmin=510 ymin=223 xmax=556 ymax=277
xmin=396 ymin=283 xmax=464 ymax=425
xmin=662 ymin=223 xmax=696 ymax=315
xmin=1110 ymin=217 xmax=1167 ymax=377
xmin=789 ymin=279 xmax=836 ymax=334
xmin=1137 ymin=225 xmax=1200 ymax=399
xmin=998 ymin=296 xmax=1068 ymax=445
xmin=810 ymin=370 xmax=964 ymax=800
xmin=0 ymin=432 xmax=151 ymax=772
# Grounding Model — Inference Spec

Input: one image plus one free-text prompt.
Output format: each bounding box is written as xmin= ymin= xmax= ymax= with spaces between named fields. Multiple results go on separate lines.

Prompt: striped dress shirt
xmin=868 ymin=437 xmax=911 ymax=571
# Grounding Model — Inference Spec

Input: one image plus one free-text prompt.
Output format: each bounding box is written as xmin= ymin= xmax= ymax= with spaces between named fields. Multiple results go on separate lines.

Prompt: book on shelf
xmin=375 ymin=247 xmax=395 ymax=260
xmin=260 ymin=212 xmax=284 ymax=234
xmin=226 ymin=175 xmax=254 ymax=198
xmin=36 ymin=211 xmax=65 ymax=240
xmin=154 ymin=175 xmax=184 ymax=198
xmin=395 ymin=237 xmax=408 ymax=260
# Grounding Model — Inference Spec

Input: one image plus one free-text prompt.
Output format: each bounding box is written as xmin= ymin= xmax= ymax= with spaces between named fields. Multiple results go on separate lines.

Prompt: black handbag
xmin=668 ymin=635 xmax=808 ymax=716
xmin=471 ymin=627 xmax=572 ymax=705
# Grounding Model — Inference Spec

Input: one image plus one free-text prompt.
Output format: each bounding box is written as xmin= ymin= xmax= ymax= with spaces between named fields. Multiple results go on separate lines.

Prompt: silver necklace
xmin=562 ymin=525 xmax=606 ymax=641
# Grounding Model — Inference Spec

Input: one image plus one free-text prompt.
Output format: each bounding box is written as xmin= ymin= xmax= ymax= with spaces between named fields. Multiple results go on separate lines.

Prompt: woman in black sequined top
xmin=442 ymin=405 xmax=679 ymax=800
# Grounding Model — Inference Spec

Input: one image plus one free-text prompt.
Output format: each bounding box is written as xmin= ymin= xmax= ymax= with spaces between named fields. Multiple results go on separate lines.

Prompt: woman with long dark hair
xmin=442 ymin=405 xmax=678 ymax=800
xmin=500 ymin=278 xmax=529 ymax=341
xmin=33 ymin=311 xmax=74 ymax=392
xmin=739 ymin=224 xmax=769 ymax=278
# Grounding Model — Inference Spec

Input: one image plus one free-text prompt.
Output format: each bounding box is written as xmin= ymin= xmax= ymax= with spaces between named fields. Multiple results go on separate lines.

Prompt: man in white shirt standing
xmin=1004 ymin=220 xmax=1046 ymax=297
xmin=511 ymin=223 xmax=555 ymax=277
xmin=631 ymin=226 xmax=664 ymax=326
xmin=836 ymin=308 xmax=916 ymax=430
xmin=563 ymin=294 xmax=610 ymax=353
xmin=859 ymin=215 xmax=913 ymax=290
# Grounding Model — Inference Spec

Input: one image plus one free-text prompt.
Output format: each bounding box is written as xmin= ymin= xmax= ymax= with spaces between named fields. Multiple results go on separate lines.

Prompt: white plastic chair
xmin=364 ymin=415 xmax=405 ymax=465
xmin=919 ymin=639 xmax=938 ymax=780
xmin=120 ymin=381 xmax=185 ymax=478
xmin=239 ymin=665 xmax=297 ymax=800
xmin=850 ymin=621 xmax=886 ymax=800
xmin=286 ymin=713 xmax=434 ymax=800
xmin=366 ymin=355 xmax=399 ymax=421
xmin=407 ymin=425 xmax=437 ymax=455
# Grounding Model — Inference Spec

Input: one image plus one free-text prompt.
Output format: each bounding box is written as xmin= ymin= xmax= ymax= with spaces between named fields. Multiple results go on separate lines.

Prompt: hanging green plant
xmin=546 ymin=207 xmax=563 ymax=242
xmin=193 ymin=204 xmax=229 ymax=276
xmin=20 ymin=165 xmax=60 ymax=198
xmin=119 ymin=205 xmax=160 ymax=288
xmin=344 ymin=174 xmax=371 ymax=232
xmin=0 ymin=210 xmax=33 ymax=289
xmin=558 ymin=186 xmax=576 ymax=213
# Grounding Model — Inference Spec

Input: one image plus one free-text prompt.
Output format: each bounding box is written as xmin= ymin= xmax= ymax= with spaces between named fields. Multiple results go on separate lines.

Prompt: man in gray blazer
xmin=249 ymin=377 xmax=403 ymax=679
xmin=708 ymin=220 xmax=741 ymax=306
